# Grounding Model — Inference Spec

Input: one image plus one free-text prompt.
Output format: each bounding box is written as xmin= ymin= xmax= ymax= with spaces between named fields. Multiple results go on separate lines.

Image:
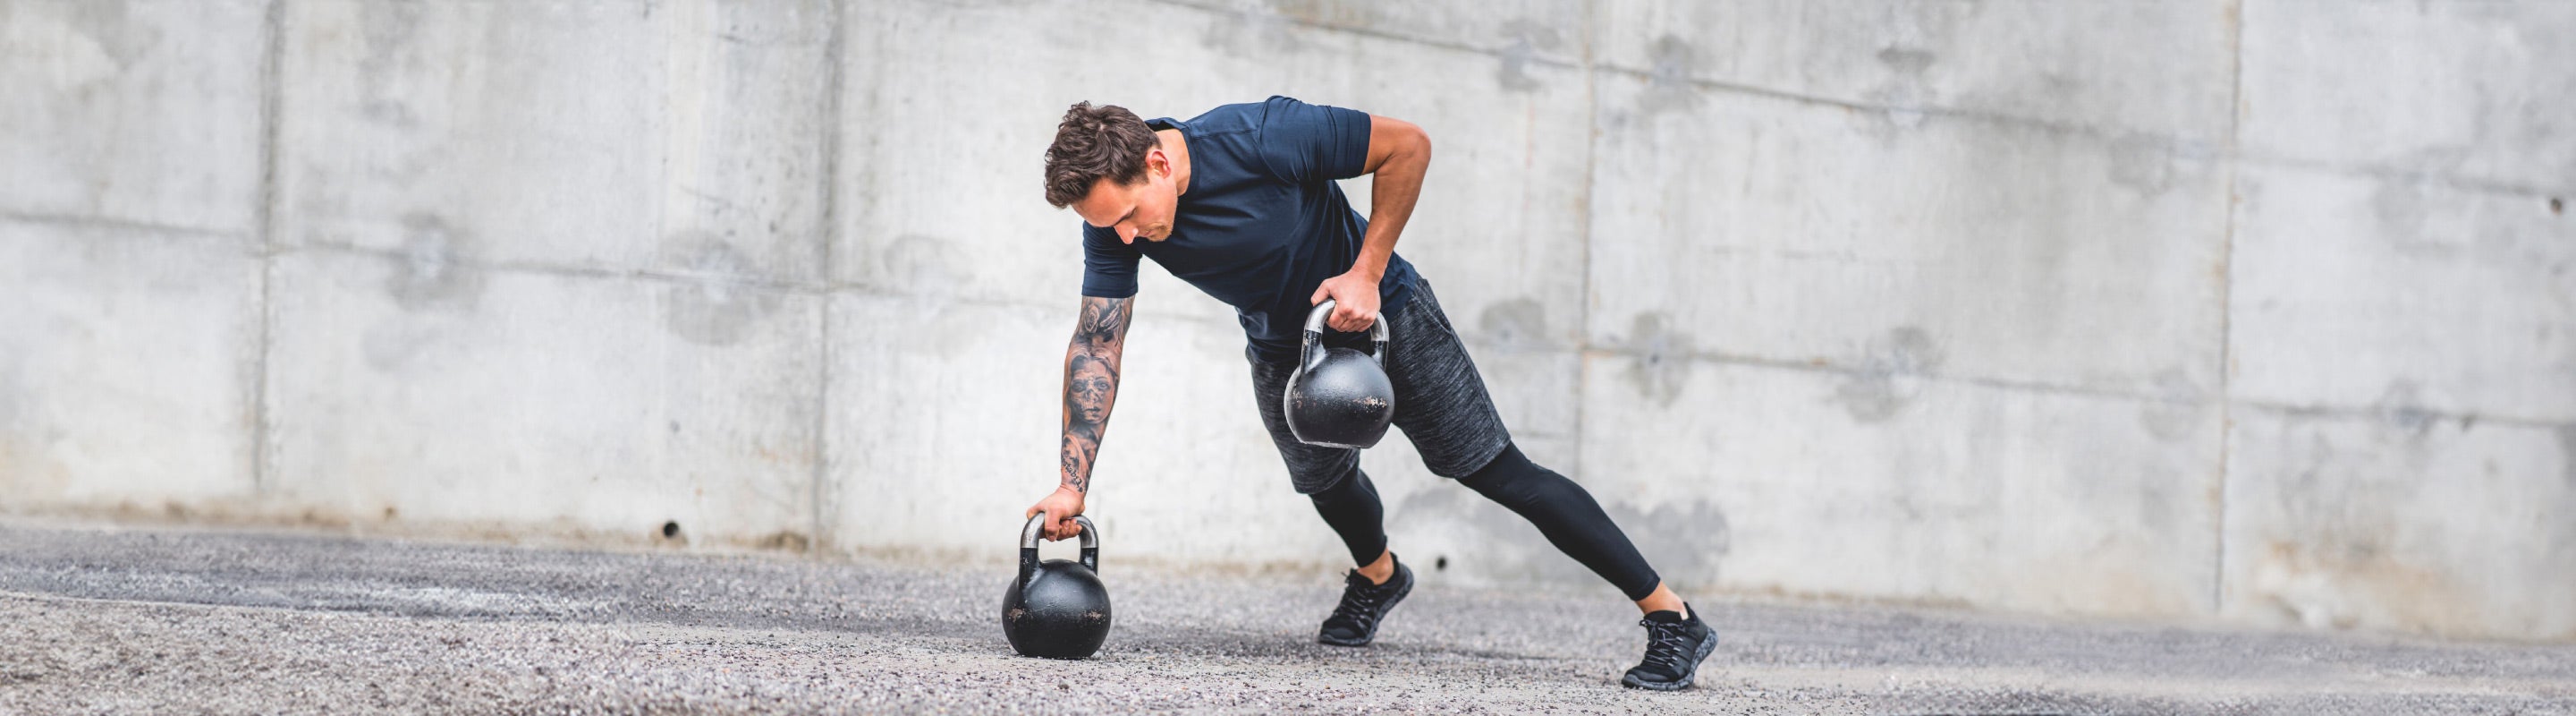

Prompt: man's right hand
xmin=1025 ymin=487 xmax=1087 ymax=541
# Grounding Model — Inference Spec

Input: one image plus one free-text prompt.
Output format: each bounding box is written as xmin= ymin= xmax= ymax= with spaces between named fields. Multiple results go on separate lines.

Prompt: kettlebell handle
xmin=1301 ymin=300 xmax=1391 ymax=370
xmin=1020 ymin=513 xmax=1099 ymax=575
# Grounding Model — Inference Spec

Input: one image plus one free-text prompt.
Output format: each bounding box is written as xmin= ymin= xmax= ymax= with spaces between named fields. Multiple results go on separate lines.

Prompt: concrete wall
xmin=3 ymin=0 xmax=2569 ymax=641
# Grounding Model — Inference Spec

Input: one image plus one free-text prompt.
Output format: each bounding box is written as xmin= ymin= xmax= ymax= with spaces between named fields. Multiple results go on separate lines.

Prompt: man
xmin=1022 ymin=97 xmax=1717 ymax=690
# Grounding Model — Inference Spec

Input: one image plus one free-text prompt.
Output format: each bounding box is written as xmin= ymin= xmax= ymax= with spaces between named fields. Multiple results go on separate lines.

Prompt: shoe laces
xmin=1328 ymin=572 xmax=1391 ymax=626
xmin=1635 ymin=618 xmax=1695 ymax=672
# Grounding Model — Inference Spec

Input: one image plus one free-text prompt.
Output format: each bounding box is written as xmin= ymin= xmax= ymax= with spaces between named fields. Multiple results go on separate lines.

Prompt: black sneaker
xmin=1317 ymin=558 xmax=1413 ymax=646
xmin=1621 ymin=604 xmax=1717 ymax=690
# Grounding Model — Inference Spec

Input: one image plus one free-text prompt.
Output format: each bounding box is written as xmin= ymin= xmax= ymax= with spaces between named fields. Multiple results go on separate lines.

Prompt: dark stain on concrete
xmin=1476 ymin=297 xmax=1547 ymax=350
xmin=1864 ymin=43 xmax=1940 ymax=136
xmin=2373 ymin=380 xmax=2436 ymax=439
xmin=1640 ymin=35 xmax=1702 ymax=114
xmin=1266 ymin=0 xmax=1374 ymax=25
xmin=360 ymin=99 xmax=422 ymax=129
xmin=879 ymin=234 xmax=962 ymax=296
xmin=357 ymin=2 xmax=428 ymax=128
xmin=0 ymin=354 xmax=20 ymax=425
xmin=756 ymin=530 xmax=812 ymax=553
xmin=1620 ymin=312 xmax=1693 ymax=407
xmin=1835 ymin=326 xmax=1943 ymax=422
xmin=384 ymin=214 xmax=485 ymax=312
xmin=2370 ymin=180 xmax=2431 ymax=250
xmin=360 ymin=323 xmax=432 ymax=372
xmin=1200 ymin=0 xmax=1303 ymax=55
xmin=2110 ymin=138 xmax=2177 ymax=196
xmin=2556 ymin=424 xmax=2576 ymax=488
xmin=65 ymin=2 xmax=152 ymax=69
xmin=1607 ymin=500 xmax=1733 ymax=585
xmin=1876 ymin=46 xmax=1937 ymax=74
xmin=661 ymin=234 xmax=781 ymax=347
xmin=2140 ymin=368 xmax=2205 ymax=443
xmin=1495 ymin=19 xmax=1561 ymax=92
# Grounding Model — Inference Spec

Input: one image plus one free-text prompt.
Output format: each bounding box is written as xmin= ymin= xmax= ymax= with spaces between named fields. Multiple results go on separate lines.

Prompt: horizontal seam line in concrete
xmin=1145 ymin=0 xmax=2227 ymax=150
xmin=282 ymin=242 xmax=1249 ymax=327
xmin=1580 ymin=347 xmax=2192 ymax=405
xmin=2234 ymin=399 xmax=2570 ymax=431
xmin=1585 ymin=347 xmax=2576 ymax=428
xmin=1610 ymin=72 xmax=2564 ymax=200
xmin=2236 ymin=151 xmax=2572 ymax=200
xmin=1142 ymin=0 xmax=2566 ymax=200
xmin=79 ymin=238 xmax=2558 ymax=426
xmin=295 ymin=241 xmax=827 ymax=292
xmin=1144 ymin=0 xmax=1562 ymax=67
xmin=0 ymin=211 xmax=243 ymax=241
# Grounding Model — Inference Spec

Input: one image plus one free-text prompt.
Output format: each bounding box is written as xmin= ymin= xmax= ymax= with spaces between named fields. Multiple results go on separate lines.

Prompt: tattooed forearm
xmin=1060 ymin=434 xmax=1097 ymax=492
xmin=1060 ymin=296 xmax=1131 ymax=493
xmin=1076 ymin=297 xmax=1129 ymax=351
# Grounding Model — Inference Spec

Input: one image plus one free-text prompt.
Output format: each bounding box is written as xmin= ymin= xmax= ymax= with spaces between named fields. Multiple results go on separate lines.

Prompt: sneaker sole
xmin=1619 ymin=626 xmax=1719 ymax=691
xmin=1317 ymin=570 xmax=1413 ymax=647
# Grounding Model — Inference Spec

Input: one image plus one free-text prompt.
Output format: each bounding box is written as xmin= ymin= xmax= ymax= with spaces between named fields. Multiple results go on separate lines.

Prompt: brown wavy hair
xmin=1044 ymin=102 xmax=1159 ymax=209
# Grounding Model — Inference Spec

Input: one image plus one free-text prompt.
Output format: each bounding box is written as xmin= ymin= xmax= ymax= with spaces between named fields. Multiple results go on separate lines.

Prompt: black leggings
xmin=1307 ymin=443 xmax=1663 ymax=601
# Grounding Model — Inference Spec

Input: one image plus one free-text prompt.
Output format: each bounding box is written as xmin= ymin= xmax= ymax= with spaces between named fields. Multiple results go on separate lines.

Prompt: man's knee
xmin=1308 ymin=464 xmax=1373 ymax=503
xmin=1284 ymin=447 xmax=1361 ymax=495
xmin=1459 ymin=442 xmax=1559 ymax=507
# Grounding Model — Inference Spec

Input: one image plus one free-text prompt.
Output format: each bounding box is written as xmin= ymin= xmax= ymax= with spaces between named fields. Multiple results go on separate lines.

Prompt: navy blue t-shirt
xmin=1079 ymin=96 xmax=1419 ymax=363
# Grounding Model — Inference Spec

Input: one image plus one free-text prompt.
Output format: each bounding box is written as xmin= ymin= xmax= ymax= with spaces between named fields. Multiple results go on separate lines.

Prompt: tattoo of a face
xmin=1067 ymin=355 xmax=1116 ymax=426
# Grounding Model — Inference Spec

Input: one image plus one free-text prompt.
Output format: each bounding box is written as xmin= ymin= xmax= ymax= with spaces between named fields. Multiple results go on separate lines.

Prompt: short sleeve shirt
xmin=1079 ymin=96 xmax=1419 ymax=363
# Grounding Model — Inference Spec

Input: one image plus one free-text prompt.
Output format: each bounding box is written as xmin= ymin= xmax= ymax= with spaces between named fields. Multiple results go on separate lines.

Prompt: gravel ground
xmin=0 ymin=518 xmax=2569 ymax=715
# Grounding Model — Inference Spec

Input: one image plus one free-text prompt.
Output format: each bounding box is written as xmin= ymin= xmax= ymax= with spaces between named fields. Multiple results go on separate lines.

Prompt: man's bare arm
xmin=1309 ymin=115 xmax=1431 ymax=332
xmin=1352 ymin=115 xmax=1429 ymax=283
xmin=1059 ymin=295 xmax=1132 ymax=493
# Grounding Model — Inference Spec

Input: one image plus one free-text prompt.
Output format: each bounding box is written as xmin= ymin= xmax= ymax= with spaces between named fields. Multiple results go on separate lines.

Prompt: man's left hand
xmin=1309 ymin=271 xmax=1381 ymax=333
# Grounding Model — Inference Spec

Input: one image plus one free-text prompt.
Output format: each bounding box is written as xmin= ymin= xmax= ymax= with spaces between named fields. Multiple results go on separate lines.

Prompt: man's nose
xmin=1118 ymin=226 xmax=1138 ymax=244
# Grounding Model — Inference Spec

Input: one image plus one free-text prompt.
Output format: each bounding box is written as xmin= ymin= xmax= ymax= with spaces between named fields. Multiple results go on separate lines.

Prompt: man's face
xmin=1072 ymin=149 xmax=1178 ymax=244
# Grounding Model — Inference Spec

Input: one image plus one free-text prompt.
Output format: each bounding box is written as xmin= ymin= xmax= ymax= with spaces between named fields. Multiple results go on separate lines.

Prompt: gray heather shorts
xmin=1250 ymin=279 xmax=1512 ymax=494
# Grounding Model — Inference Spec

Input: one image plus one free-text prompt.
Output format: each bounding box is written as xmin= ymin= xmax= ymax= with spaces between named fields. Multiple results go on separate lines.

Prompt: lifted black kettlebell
xmin=1284 ymin=299 xmax=1395 ymax=448
xmin=1001 ymin=512 xmax=1112 ymax=659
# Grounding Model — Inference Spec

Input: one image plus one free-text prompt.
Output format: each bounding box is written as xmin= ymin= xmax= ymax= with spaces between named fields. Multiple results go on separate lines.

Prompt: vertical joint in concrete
xmin=809 ymin=0 xmax=851 ymax=557
xmin=2210 ymin=0 xmax=2248 ymax=615
xmin=250 ymin=0 xmax=288 ymax=497
xmin=1572 ymin=0 xmax=1599 ymax=474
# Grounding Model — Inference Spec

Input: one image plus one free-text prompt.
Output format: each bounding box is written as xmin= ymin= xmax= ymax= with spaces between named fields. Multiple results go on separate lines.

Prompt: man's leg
xmin=1381 ymin=279 xmax=1716 ymax=688
xmin=1456 ymin=443 xmax=1660 ymax=601
xmin=1249 ymin=353 xmax=1414 ymax=646
xmin=1306 ymin=464 xmax=1388 ymax=571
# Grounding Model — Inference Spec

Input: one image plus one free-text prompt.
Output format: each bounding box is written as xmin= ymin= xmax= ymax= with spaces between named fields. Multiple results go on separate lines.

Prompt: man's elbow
xmin=1369 ymin=116 xmax=1431 ymax=168
xmin=1394 ymin=119 xmax=1430 ymax=159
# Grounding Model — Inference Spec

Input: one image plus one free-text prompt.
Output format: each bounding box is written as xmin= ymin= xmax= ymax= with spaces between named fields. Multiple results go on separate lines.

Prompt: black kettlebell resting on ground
xmin=1284 ymin=300 xmax=1395 ymax=449
xmin=1002 ymin=513 xmax=1112 ymax=659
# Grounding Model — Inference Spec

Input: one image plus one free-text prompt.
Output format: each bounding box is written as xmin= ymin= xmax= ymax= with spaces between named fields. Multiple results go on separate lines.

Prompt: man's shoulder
xmin=1176 ymin=99 xmax=1276 ymax=136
